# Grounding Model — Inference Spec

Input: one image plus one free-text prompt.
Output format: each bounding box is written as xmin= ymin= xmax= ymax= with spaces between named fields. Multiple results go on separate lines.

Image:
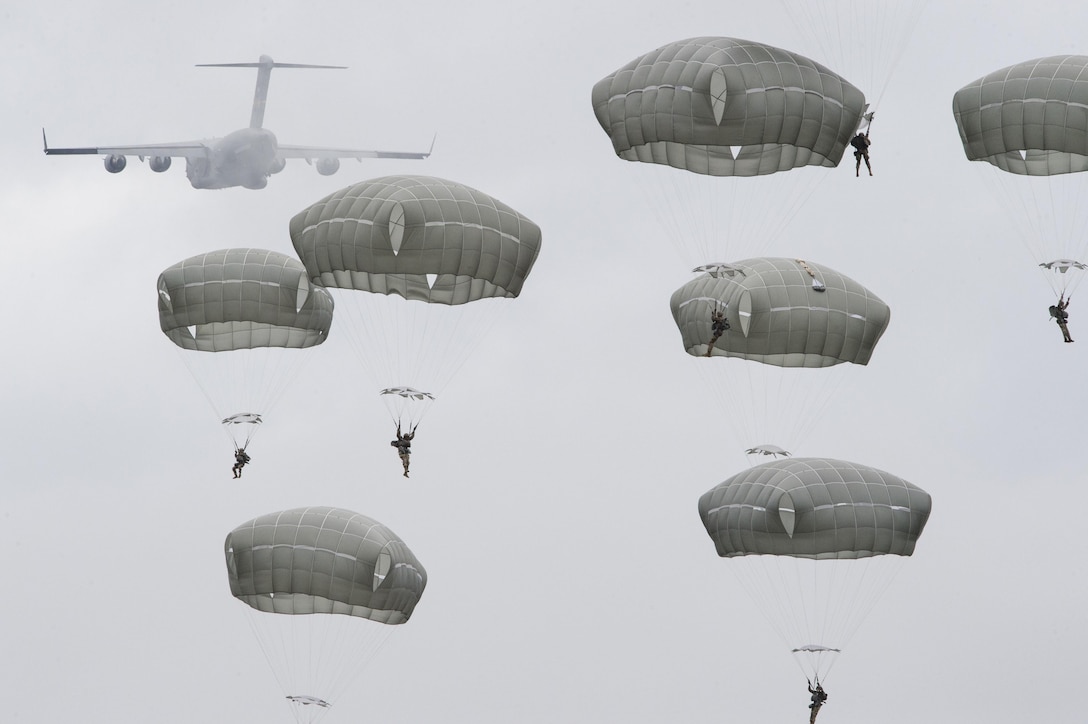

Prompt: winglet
xmin=42 ymin=128 xmax=49 ymax=154
xmin=427 ymin=133 xmax=437 ymax=157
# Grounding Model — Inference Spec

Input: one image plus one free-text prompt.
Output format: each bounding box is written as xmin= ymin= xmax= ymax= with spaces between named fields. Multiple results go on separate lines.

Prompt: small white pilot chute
xmin=379 ymin=387 xmax=436 ymax=431
xmin=1040 ymin=259 xmax=1087 ymax=274
xmin=221 ymin=413 xmax=263 ymax=453
xmin=1038 ymin=259 xmax=1088 ymax=299
xmin=745 ymin=444 xmax=791 ymax=458
xmin=380 ymin=386 xmax=435 ymax=401
xmin=792 ymin=644 xmax=841 ymax=653
xmin=792 ymin=644 xmax=842 ymax=680
xmin=693 ymin=263 xmax=747 ymax=280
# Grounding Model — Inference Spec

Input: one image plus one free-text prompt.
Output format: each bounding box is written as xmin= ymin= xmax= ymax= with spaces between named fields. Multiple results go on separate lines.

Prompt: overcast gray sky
xmin=2 ymin=1 xmax=1087 ymax=722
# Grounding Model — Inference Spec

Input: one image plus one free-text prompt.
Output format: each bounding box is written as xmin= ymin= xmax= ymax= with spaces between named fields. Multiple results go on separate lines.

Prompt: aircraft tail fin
xmin=197 ymin=55 xmax=346 ymax=130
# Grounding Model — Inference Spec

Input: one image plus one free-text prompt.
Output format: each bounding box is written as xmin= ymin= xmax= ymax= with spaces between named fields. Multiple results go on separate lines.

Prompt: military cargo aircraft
xmin=43 ymin=55 xmax=432 ymax=189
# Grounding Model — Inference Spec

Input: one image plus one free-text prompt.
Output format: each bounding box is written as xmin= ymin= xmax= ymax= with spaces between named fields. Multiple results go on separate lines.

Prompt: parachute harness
xmin=706 ymin=302 xmax=730 ymax=357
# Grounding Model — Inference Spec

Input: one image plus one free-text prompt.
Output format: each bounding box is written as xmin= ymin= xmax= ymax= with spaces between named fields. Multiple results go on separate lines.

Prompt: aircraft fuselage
xmin=186 ymin=128 xmax=279 ymax=190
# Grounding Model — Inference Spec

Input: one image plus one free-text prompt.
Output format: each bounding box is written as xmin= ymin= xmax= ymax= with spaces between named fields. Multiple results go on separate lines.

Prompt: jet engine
xmin=269 ymin=157 xmax=287 ymax=174
xmin=315 ymin=157 xmax=340 ymax=176
xmin=149 ymin=156 xmax=172 ymax=172
xmin=104 ymin=155 xmax=127 ymax=173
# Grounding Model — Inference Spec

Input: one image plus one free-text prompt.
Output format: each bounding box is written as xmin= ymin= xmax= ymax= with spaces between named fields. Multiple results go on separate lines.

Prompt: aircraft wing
xmin=42 ymin=129 xmax=206 ymax=158
xmin=277 ymin=135 xmax=435 ymax=161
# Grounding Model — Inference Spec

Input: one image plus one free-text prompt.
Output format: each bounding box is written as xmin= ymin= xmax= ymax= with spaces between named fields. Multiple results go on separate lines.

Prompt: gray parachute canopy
xmin=158 ymin=248 xmax=333 ymax=352
xmin=670 ymin=258 xmax=890 ymax=367
xmin=698 ymin=458 xmax=931 ymax=559
xmin=591 ymin=37 xmax=867 ymax=177
xmin=953 ymin=56 xmax=1088 ymax=176
xmin=225 ymin=506 xmax=427 ymax=624
xmin=289 ymin=175 xmax=542 ymax=305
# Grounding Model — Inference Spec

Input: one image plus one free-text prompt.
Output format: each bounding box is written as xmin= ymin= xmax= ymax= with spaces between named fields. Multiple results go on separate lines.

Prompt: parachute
xmin=592 ymin=37 xmax=867 ymax=264
xmin=290 ymin=175 xmax=542 ymax=433
xmin=953 ymin=56 xmax=1088 ymax=298
xmin=670 ymin=257 xmax=890 ymax=459
xmin=671 ymin=258 xmax=888 ymax=366
xmin=157 ymin=249 xmax=333 ymax=453
xmin=698 ymin=457 xmax=931 ymax=681
xmin=225 ymin=506 xmax=427 ymax=724
xmin=592 ymin=36 xmax=865 ymax=177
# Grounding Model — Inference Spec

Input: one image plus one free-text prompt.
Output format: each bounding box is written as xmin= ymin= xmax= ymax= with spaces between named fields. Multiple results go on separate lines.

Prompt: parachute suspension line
xmin=631 ymin=165 xmax=717 ymax=266
xmin=819 ymin=556 xmax=906 ymax=681
xmin=421 ymin=297 xmax=512 ymax=397
xmin=632 ymin=163 xmax=833 ymax=268
xmin=770 ymin=556 xmax=839 ymax=682
xmin=383 ymin=402 xmax=425 ymax=441
xmin=330 ymin=288 xmax=509 ymax=425
xmin=796 ymin=523 xmax=838 ymax=673
xmin=242 ymin=608 xmax=294 ymax=707
xmin=296 ymin=614 xmax=396 ymax=719
xmin=341 ymin=290 xmax=416 ymax=388
xmin=728 ymin=555 xmax=841 ymax=682
xmin=779 ymin=0 xmax=929 ymax=109
xmin=176 ymin=351 xmax=230 ymax=434
xmin=726 ymin=552 xmax=908 ymax=683
xmin=227 ymin=418 xmax=260 ymax=453
xmin=852 ymin=0 xmax=927 ymax=110
xmin=756 ymin=363 xmax=851 ymax=457
xmin=242 ymin=607 xmax=397 ymax=724
xmin=760 ymin=170 xmax=838 ymax=257
xmin=1039 ymin=172 xmax=1088 ymax=299
xmin=872 ymin=1 xmax=927 ymax=110
xmin=324 ymin=623 xmax=397 ymax=715
xmin=694 ymin=356 xmax=856 ymax=460
xmin=727 ymin=556 xmax=805 ymax=657
xmin=174 ymin=344 xmax=315 ymax=451
xmin=389 ymin=401 xmax=427 ymax=434
xmin=979 ymin=168 xmax=1050 ymax=276
xmin=974 ymin=164 xmax=1088 ymax=298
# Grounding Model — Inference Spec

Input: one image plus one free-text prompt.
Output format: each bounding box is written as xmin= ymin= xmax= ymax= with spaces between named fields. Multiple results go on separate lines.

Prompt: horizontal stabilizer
xmin=196 ymin=56 xmax=346 ymax=129
xmin=196 ymin=54 xmax=345 ymax=70
xmin=197 ymin=62 xmax=346 ymax=69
